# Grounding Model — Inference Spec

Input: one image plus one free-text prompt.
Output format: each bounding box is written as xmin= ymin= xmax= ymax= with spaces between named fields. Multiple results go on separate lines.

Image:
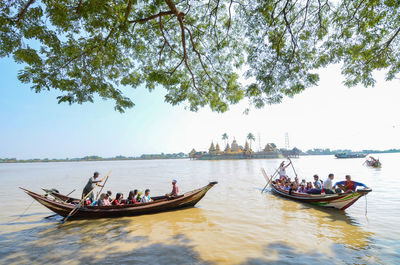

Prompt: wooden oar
xmin=65 ymin=189 xmax=75 ymax=197
xmin=62 ymin=171 xmax=111 ymax=224
xmin=288 ymin=157 xmax=298 ymax=178
xmin=261 ymin=167 xmax=279 ymax=193
xmin=96 ymin=176 xmax=109 ymax=200
xmin=63 ymin=189 xmax=76 ymax=203
xmin=261 ymin=169 xmax=270 ymax=193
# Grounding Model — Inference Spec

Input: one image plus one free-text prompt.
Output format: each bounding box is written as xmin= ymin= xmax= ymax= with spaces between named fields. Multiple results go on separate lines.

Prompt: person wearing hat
xmin=167 ymin=179 xmax=179 ymax=198
xmin=82 ymin=171 xmax=103 ymax=204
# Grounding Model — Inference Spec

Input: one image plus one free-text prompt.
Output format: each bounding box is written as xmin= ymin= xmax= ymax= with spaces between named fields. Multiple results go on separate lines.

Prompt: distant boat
xmin=335 ymin=153 xmax=367 ymax=159
xmin=365 ymin=157 xmax=382 ymax=168
xmin=20 ymin=182 xmax=217 ymax=220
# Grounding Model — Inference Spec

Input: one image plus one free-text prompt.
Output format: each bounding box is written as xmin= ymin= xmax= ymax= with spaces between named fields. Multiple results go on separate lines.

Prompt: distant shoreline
xmin=1 ymin=149 xmax=399 ymax=164
xmin=0 ymin=154 xmax=188 ymax=164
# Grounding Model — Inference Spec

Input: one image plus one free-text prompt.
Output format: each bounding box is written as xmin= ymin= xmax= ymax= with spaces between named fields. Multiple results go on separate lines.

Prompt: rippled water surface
xmin=1 ymin=154 xmax=399 ymax=264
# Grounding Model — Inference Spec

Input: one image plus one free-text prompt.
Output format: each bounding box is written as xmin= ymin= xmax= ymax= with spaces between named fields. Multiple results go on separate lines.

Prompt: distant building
xmin=190 ymin=139 xmax=282 ymax=160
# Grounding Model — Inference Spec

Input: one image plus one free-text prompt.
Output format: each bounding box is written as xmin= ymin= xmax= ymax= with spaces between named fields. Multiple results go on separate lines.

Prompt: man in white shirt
xmin=323 ymin=173 xmax=335 ymax=194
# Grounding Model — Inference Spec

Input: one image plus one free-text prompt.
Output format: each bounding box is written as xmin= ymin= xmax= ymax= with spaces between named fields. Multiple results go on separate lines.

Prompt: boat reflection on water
xmin=258 ymin=192 xmax=377 ymax=264
xmin=0 ymin=207 xmax=215 ymax=264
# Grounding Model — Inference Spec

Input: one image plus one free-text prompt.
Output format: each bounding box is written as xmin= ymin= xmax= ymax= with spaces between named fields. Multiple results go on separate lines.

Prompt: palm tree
xmin=222 ymin=133 xmax=229 ymax=147
xmin=247 ymin=133 xmax=255 ymax=151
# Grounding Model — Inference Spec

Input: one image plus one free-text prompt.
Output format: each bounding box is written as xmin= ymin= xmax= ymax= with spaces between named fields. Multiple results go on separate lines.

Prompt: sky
xmin=1 ymin=56 xmax=399 ymax=159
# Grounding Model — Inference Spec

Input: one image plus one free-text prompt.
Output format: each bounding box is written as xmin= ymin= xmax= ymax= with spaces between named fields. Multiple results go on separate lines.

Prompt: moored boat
xmin=270 ymin=183 xmax=371 ymax=210
xmin=335 ymin=153 xmax=367 ymax=159
xmin=21 ymin=181 xmax=217 ymax=220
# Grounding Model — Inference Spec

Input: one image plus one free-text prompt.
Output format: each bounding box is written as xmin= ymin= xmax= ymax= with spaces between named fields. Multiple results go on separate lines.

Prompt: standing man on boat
xmin=334 ymin=175 xmax=368 ymax=192
xmin=82 ymin=172 xmax=103 ymax=203
xmin=279 ymin=161 xmax=291 ymax=180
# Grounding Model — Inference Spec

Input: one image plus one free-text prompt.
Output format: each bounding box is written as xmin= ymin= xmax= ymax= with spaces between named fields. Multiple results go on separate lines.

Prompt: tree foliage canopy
xmin=1 ymin=0 xmax=399 ymax=112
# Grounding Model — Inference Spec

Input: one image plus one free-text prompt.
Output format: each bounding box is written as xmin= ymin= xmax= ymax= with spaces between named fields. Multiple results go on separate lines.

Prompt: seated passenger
xmin=297 ymin=183 xmax=307 ymax=193
xmin=136 ymin=191 xmax=142 ymax=202
xmin=289 ymin=183 xmax=296 ymax=195
xmin=294 ymin=177 xmax=299 ymax=185
xmin=307 ymin=177 xmax=322 ymax=194
xmin=112 ymin=193 xmax=124 ymax=205
xmin=334 ymin=175 xmax=368 ymax=192
xmin=107 ymin=190 xmax=113 ymax=202
xmin=323 ymin=173 xmax=335 ymax=194
xmin=127 ymin=190 xmax=138 ymax=204
xmin=97 ymin=193 xmax=111 ymax=206
xmin=167 ymin=179 xmax=179 ymax=197
xmin=283 ymin=182 xmax=290 ymax=191
xmin=305 ymin=182 xmax=313 ymax=192
xmin=141 ymin=189 xmax=153 ymax=203
xmin=313 ymin=175 xmax=322 ymax=189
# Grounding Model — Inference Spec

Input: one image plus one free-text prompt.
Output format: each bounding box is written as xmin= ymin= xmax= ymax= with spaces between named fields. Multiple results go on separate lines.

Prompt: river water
xmin=0 ymin=154 xmax=399 ymax=264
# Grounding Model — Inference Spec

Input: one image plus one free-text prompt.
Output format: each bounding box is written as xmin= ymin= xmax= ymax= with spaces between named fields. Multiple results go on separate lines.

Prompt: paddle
xmin=261 ymin=166 xmax=279 ymax=193
xmin=96 ymin=175 xmax=109 ymax=200
xmin=287 ymin=157 xmax=298 ymax=179
xmin=62 ymin=189 xmax=76 ymax=203
xmin=62 ymin=171 xmax=111 ymax=224
xmin=65 ymin=189 xmax=76 ymax=197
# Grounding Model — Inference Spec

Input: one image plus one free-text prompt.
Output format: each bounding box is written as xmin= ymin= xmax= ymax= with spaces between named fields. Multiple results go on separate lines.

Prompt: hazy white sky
xmin=0 ymin=58 xmax=399 ymax=158
xmin=173 ymin=64 xmax=400 ymax=153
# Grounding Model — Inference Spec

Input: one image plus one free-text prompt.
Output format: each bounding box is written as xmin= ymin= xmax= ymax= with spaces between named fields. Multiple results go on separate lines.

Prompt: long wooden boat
xmin=335 ymin=153 xmax=367 ymax=159
xmin=270 ymin=183 xmax=371 ymax=210
xmin=21 ymin=182 xmax=217 ymax=219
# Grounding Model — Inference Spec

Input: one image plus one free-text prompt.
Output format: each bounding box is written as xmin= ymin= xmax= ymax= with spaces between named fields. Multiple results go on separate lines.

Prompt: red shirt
xmin=171 ymin=185 xmax=179 ymax=196
xmin=345 ymin=181 xmax=355 ymax=191
xmin=112 ymin=199 xmax=123 ymax=205
xmin=128 ymin=198 xmax=137 ymax=204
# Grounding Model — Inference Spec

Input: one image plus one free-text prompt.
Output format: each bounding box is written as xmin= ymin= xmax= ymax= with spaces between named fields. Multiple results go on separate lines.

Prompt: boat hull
xmin=21 ymin=182 xmax=217 ymax=219
xmin=335 ymin=153 xmax=367 ymax=158
xmin=271 ymin=184 xmax=371 ymax=210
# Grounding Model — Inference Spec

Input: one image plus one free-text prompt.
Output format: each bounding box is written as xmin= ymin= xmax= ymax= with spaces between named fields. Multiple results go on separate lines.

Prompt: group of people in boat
xmin=276 ymin=161 xmax=368 ymax=195
xmin=365 ymin=156 xmax=381 ymax=167
xmin=81 ymin=172 xmax=179 ymax=206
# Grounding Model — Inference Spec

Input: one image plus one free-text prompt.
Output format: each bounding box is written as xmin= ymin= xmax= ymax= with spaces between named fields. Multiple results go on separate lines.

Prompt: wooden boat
xmin=365 ymin=159 xmax=382 ymax=168
xmin=335 ymin=152 xmax=367 ymax=159
xmin=20 ymin=181 xmax=217 ymax=219
xmin=270 ymin=183 xmax=371 ymax=210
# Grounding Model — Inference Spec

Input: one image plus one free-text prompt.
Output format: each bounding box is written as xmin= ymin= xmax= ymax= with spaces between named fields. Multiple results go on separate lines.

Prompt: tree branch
xmin=14 ymin=0 xmax=35 ymax=23
xmin=159 ymin=16 xmax=180 ymax=56
xmin=185 ymin=26 xmax=224 ymax=89
xmin=128 ymin=11 xmax=174 ymax=23
xmin=124 ymin=0 xmax=133 ymax=24
xmin=282 ymin=0 xmax=297 ymax=57
xmin=76 ymin=0 xmax=83 ymax=14
xmin=177 ymin=14 xmax=199 ymax=92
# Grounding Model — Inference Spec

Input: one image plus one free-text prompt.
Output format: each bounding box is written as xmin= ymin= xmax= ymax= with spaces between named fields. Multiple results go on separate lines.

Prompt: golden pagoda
xmin=231 ymin=139 xmax=240 ymax=152
xmin=215 ymin=143 xmax=221 ymax=153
